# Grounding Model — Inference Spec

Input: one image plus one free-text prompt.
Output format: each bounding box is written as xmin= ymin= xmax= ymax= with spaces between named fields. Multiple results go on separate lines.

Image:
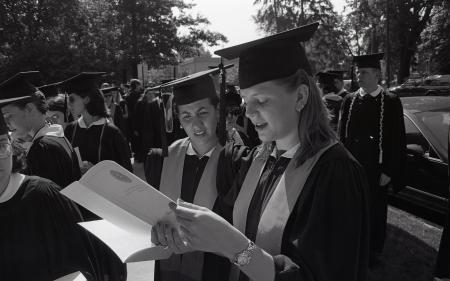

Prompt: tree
xmin=253 ymin=0 xmax=350 ymax=72
xmin=0 ymin=0 xmax=226 ymax=83
xmin=343 ymin=0 xmax=436 ymax=83
xmin=419 ymin=0 xmax=450 ymax=74
xmin=116 ymin=0 xmax=226 ymax=79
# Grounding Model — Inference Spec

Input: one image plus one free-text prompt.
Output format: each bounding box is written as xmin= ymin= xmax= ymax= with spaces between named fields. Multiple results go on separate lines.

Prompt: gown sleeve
xmin=216 ymin=143 xmax=252 ymax=222
xmin=144 ymin=148 xmax=164 ymax=189
xmin=381 ymin=96 xmax=406 ymax=192
xmin=110 ymin=126 xmax=133 ymax=172
xmin=26 ymin=140 xmax=70 ymax=187
xmin=25 ymin=178 xmax=126 ymax=280
xmin=271 ymin=152 xmax=370 ymax=281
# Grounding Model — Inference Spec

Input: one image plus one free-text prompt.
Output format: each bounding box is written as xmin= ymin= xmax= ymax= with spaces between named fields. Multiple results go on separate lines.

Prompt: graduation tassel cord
xmin=345 ymin=90 xmax=385 ymax=164
xmin=345 ymin=94 xmax=357 ymax=139
xmin=159 ymin=89 xmax=169 ymax=157
xmin=218 ymin=59 xmax=227 ymax=146
xmin=97 ymin=119 xmax=107 ymax=163
xmin=378 ymin=92 xmax=385 ymax=164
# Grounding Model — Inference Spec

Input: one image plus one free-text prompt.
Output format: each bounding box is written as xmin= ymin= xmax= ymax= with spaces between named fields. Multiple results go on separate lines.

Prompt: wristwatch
xmin=231 ymin=240 xmax=256 ymax=266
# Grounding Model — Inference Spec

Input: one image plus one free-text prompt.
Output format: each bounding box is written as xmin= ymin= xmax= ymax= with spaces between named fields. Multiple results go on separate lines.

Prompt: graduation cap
xmin=60 ymin=72 xmax=106 ymax=96
xmin=316 ymin=72 xmax=339 ymax=85
xmin=327 ymin=70 xmax=346 ymax=80
xmin=101 ymin=86 xmax=119 ymax=96
xmin=215 ymin=22 xmax=319 ymax=89
xmin=0 ymin=71 xmax=41 ymax=106
xmin=156 ymin=64 xmax=234 ymax=106
xmin=353 ymin=53 xmax=384 ymax=69
xmin=38 ymin=82 xmax=61 ymax=98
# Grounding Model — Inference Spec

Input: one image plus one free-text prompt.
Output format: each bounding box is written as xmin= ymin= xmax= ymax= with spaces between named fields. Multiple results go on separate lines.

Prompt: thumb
xmin=177 ymin=198 xmax=204 ymax=210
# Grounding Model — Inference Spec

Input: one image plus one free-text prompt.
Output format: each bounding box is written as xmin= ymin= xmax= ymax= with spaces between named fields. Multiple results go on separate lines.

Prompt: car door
xmin=403 ymin=114 xmax=448 ymax=212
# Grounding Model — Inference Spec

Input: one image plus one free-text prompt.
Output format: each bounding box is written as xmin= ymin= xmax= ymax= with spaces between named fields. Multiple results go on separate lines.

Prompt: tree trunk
xmin=397 ymin=46 xmax=412 ymax=84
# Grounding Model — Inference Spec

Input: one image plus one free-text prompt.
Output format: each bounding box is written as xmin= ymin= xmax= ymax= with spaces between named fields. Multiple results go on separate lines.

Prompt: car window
xmin=404 ymin=115 xmax=440 ymax=159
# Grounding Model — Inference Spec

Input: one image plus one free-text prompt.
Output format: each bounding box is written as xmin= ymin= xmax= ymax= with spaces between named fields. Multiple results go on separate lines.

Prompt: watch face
xmin=237 ymin=254 xmax=250 ymax=266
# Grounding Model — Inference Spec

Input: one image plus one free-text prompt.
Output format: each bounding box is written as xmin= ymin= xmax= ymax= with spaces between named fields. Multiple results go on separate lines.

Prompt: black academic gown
xmin=65 ymin=120 xmax=132 ymax=172
xmin=145 ymin=144 xmax=249 ymax=281
xmin=0 ymin=176 xmax=127 ymax=281
xmin=337 ymin=89 xmax=350 ymax=99
xmin=322 ymin=93 xmax=343 ymax=131
xmin=339 ymin=89 xmax=406 ymax=255
xmin=140 ymin=98 xmax=163 ymax=157
xmin=26 ymin=135 xmax=81 ymax=187
xmin=217 ymin=143 xmax=370 ymax=281
xmin=126 ymin=90 xmax=143 ymax=158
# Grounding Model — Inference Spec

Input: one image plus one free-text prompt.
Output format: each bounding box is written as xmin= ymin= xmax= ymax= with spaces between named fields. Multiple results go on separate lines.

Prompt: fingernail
xmin=177 ymin=198 xmax=185 ymax=204
xmin=168 ymin=201 xmax=177 ymax=210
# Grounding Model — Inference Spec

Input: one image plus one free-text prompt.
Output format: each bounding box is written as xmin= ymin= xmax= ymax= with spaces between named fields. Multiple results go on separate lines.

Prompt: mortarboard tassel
xmin=218 ymin=59 xmax=227 ymax=146
xmin=159 ymin=88 xmax=169 ymax=157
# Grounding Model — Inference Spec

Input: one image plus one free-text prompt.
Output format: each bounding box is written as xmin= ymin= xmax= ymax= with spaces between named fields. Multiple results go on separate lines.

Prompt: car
xmin=390 ymin=75 xmax=450 ymax=97
xmin=389 ymin=96 xmax=450 ymax=225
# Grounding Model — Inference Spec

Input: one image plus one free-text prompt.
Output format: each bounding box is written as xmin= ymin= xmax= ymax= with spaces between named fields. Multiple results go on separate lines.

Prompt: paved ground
xmin=127 ymin=161 xmax=445 ymax=281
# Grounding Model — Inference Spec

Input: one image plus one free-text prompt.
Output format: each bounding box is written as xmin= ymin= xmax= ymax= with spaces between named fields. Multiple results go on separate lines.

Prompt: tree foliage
xmin=253 ymin=0 xmax=350 ymax=72
xmin=343 ymin=0 xmax=435 ymax=83
xmin=419 ymin=0 xmax=450 ymax=74
xmin=0 ymin=0 xmax=226 ymax=83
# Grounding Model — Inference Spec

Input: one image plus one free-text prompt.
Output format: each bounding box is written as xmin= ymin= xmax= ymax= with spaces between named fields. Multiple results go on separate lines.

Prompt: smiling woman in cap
xmin=0 ymin=71 xmax=81 ymax=187
xmin=162 ymin=22 xmax=370 ymax=281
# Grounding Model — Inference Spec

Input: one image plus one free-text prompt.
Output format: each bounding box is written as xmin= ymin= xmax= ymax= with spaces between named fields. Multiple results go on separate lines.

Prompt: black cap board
xmin=101 ymin=86 xmax=119 ymax=96
xmin=215 ymin=22 xmax=319 ymax=89
xmin=316 ymin=71 xmax=339 ymax=85
xmin=61 ymin=72 xmax=106 ymax=96
xmin=38 ymin=82 xmax=61 ymax=98
xmin=0 ymin=71 xmax=41 ymax=105
xmin=327 ymin=70 xmax=346 ymax=80
xmin=353 ymin=53 xmax=384 ymax=69
xmin=154 ymin=64 xmax=233 ymax=106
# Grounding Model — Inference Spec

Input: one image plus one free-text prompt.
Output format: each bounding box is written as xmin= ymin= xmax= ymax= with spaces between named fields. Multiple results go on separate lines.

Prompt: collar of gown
xmin=270 ymin=143 xmax=301 ymax=159
xmin=186 ymin=141 xmax=217 ymax=158
xmin=358 ymin=85 xmax=383 ymax=97
xmin=0 ymin=173 xmax=25 ymax=203
xmin=78 ymin=116 xmax=107 ymax=129
xmin=32 ymin=124 xmax=65 ymax=142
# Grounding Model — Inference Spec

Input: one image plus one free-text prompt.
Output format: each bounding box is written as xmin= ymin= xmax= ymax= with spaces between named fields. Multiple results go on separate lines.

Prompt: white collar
xmin=32 ymin=124 xmax=65 ymax=142
xmin=186 ymin=142 xmax=217 ymax=158
xmin=0 ymin=173 xmax=25 ymax=203
xmin=270 ymin=143 xmax=300 ymax=159
xmin=322 ymin=93 xmax=342 ymax=101
xmin=78 ymin=116 xmax=107 ymax=129
xmin=358 ymin=85 xmax=383 ymax=97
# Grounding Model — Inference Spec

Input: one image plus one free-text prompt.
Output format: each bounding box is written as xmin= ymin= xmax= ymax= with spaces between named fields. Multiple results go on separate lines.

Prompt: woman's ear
xmin=295 ymin=84 xmax=309 ymax=112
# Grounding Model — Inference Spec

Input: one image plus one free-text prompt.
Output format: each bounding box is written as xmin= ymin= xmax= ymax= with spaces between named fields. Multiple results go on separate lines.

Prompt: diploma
xmin=60 ymin=160 xmax=174 ymax=262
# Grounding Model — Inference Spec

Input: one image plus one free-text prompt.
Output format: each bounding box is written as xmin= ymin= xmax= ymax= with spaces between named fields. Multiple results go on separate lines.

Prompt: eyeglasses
xmin=0 ymin=142 xmax=12 ymax=159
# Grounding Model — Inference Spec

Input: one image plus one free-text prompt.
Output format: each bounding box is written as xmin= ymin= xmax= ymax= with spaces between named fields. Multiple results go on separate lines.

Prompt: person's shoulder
xmin=20 ymin=176 xmax=61 ymax=201
xmin=383 ymin=89 xmax=399 ymax=100
xmin=168 ymin=137 xmax=188 ymax=152
xmin=317 ymin=142 xmax=361 ymax=168
xmin=342 ymin=91 xmax=358 ymax=103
